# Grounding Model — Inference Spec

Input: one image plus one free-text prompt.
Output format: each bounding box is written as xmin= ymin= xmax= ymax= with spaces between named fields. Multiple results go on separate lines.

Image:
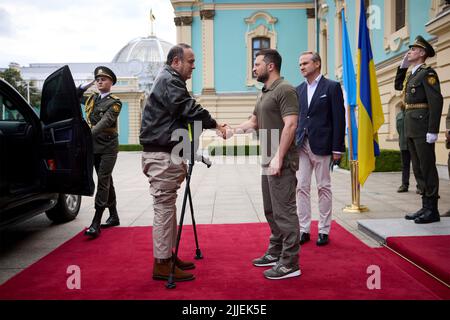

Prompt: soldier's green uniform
xmin=86 ymin=91 xmax=121 ymax=208
xmin=79 ymin=66 xmax=122 ymax=237
xmin=394 ymin=36 xmax=443 ymax=224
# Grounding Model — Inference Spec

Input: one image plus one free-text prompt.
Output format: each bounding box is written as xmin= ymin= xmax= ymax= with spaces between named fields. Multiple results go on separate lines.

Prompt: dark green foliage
xmin=0 ymin=68 xmax=41 ymax=108
xmin=339 ymin=148 xmax=402 ymax=172
xmin=119 ymin=144 xmax=143 ymax=151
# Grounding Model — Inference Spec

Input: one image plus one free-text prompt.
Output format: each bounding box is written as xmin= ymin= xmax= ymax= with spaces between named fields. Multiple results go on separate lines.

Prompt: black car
xmin=0 ymin=66 xmax=94 ymax=229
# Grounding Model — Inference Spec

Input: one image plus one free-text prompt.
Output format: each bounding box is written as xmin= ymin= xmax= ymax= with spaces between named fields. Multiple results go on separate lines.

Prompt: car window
xmin=0 ymin=94 xmax=25 ymax=121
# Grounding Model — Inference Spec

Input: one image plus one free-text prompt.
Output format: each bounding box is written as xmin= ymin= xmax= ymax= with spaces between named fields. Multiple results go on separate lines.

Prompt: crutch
xmin=166 ymin=123 xmax=210 ymax=289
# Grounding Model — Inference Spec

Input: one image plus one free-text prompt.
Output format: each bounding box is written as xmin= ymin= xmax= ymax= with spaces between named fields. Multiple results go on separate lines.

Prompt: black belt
xmin=143 ymin=145 xmax=173 ymax=153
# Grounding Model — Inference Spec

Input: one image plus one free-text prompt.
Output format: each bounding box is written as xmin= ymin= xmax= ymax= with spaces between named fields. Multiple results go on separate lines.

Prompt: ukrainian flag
xmin=357 ymin=0 xmax=384 ymax=185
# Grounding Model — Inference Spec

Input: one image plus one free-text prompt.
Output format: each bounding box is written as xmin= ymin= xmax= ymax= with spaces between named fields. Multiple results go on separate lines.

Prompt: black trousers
xmin=93 ymin=153 xmax=118 ymax=210
xmin=407 ymin=137 xmax=439 ymax=199
xmin=400 ymin=149 xmax=411 ymax=186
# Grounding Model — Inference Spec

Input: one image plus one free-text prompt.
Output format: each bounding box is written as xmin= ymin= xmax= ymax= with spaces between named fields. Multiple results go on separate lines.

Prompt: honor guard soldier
xmin=395 ymin=35 xmax=444 ymax=224
xmin=78 ymin=66 xmax=122 ymax=237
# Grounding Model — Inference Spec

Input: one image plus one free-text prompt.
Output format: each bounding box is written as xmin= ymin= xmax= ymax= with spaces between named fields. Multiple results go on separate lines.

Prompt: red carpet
xmin=374 ymin=247 xmax=450 ymax=300
xmin=385 ymin=235 xmax=450 ymax=286
xmin=0 ymin=222 xmax=448 ymax=300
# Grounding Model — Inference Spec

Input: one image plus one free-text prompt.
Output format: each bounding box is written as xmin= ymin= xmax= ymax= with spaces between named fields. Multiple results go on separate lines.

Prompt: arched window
xmin=364 ymin=0 xmax=371 ymax=20
xmin=245 ymin=11 xmax=277 ymax=87
xmin=395 ymin=0 xmax=406 ymax=31
xmin=384 ymin=0 xmax=409 ymax=52
xmin=252 ymin=37 xmax=271 ymax=78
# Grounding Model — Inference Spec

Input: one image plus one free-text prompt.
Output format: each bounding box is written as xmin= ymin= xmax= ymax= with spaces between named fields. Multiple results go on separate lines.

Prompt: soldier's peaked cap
xmin=409 ymin=35 xmax=435 ymax=58
xmin=94 ymin=66 xmax=117 ymax=85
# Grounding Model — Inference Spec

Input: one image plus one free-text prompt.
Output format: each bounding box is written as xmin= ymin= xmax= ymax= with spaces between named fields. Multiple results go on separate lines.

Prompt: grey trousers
xmin=261 ymin=167 xmax=300 ymax=267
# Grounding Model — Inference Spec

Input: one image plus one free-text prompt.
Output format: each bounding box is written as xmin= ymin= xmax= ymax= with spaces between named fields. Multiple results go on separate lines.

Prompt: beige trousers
xmin=142 ymin=152 xmax=187 ymax=259
xmin=296 ymin=139 xmax=332 ymax=235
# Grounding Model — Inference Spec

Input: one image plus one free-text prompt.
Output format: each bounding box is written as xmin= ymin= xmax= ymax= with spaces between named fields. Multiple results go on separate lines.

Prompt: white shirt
xmin=306 ymin=74 xmax=322 ymax=107
xmin=99 ymin=92 xmax=110 ymax=99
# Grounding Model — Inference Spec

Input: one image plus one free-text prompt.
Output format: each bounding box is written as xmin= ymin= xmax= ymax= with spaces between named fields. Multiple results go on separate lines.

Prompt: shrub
xmin=119 ymin=144 xmax=143 ymax=152
xmin=339 ymin=148 xmax=402 ymax=172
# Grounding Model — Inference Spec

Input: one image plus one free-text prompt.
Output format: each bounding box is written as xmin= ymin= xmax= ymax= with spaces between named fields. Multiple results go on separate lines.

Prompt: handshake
xmin=215 ymin=123 xmax=234 ymax=139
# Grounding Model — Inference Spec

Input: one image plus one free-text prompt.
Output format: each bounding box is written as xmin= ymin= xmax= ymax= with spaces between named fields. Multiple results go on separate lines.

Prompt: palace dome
xmin=112 ymin=35 xmax=173 ymax=64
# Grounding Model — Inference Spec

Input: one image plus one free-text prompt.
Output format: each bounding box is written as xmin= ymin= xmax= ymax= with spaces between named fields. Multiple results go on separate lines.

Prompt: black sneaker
xmin=397 ymin=185 xmax=408 ymax=193
xmin=300 ymin=232 xmax=310 ymax=244
xmin=263 ymin=263 xmax=301 ymax=280
xmin=252 ymin=254 xmax=279 ymax=267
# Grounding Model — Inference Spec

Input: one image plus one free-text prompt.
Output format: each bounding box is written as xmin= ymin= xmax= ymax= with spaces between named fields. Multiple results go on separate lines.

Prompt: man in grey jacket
xmin=140 ymin=43 xmax=226 ymax=282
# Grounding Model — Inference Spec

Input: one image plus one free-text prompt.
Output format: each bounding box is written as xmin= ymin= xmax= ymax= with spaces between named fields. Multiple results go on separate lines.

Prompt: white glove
xmin=80 ymin=79 xmax=95 ymax=90
xmin=426 ymin=133 xmax=438 ymax=144
xmin=400 ymin=53 xmax=411 ymax=69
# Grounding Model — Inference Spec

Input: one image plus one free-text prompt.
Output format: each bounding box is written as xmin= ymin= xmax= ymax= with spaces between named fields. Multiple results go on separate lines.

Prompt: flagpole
xmin=150 ymin=9 xmax=155 ymax=36
xmin=343 ymin=105 xmax=368 ymax=213
xmin=346 ymin=104 xmax=354 ymax=162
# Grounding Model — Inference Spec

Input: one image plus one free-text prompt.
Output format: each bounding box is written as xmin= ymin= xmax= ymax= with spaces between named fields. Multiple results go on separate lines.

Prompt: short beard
xmin=256 ymin=69 xmax=269 ymax=83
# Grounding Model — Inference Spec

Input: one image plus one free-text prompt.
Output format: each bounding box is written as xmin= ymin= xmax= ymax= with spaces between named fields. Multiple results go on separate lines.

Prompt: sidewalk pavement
xmin=0 ymin=151 xmax=449 ymax=285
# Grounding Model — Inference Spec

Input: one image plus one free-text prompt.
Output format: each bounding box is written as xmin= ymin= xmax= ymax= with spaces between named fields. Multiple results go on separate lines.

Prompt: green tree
xmin=0 ymin=67 xmax=41 ymax=109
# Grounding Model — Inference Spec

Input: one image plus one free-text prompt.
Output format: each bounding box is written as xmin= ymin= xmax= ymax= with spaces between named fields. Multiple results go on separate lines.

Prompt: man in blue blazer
xmin=295 ymin=52 xmax=346 ymax=246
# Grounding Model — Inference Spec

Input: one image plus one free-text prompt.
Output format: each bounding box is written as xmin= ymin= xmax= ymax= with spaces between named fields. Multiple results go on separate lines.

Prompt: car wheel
xmin=45 ymin=194 xmax=81 ymax=223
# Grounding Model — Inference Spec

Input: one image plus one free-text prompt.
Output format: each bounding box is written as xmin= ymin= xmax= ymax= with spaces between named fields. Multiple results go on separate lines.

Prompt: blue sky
xmin=0 ymin=0 xmax=176 ymax=67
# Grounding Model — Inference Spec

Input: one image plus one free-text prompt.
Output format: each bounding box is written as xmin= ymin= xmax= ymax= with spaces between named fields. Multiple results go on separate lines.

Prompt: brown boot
xmin=152 ymin=258 xmax=195 ymax=282
xmin=173 ymin=254 xmax=195 ymax=270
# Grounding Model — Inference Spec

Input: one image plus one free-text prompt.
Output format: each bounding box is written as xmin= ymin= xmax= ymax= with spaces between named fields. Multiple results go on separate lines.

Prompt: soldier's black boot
xmin=405 ymin=197 xmax=427 ymax=220
xmin=85 ymin=208 xmax=105 ymax=238
xmin=101 ymin=206 xmax=120 ymax=228
xmin=415 ymin=197 xmax=440 ymax=224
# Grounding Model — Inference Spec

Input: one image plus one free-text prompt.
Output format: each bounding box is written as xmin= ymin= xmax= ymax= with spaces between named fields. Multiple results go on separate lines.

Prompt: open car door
xmin=40 ymin=65 xmax=94 ymax=196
